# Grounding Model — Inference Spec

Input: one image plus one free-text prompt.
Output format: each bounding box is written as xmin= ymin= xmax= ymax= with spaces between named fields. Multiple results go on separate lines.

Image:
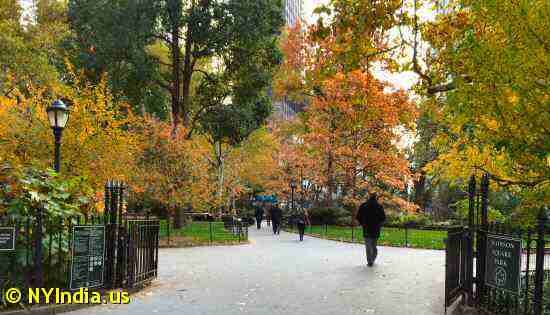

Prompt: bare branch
xmin=154 ymin=34 xmax=172 ymax=45
xmin=474 ymin=166 xmax=548 ymax=187
xmin=412 ymin=0 xmax=432 ymax=85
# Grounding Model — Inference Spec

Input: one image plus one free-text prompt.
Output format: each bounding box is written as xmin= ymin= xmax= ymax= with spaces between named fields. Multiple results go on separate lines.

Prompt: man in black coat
xmin=271 ymin=204 xmax=283 ymax=235
xmin=356 ymin=193 xmax=386 ymax=266
xmin=254 ymin=202 xmax=264 ymax=230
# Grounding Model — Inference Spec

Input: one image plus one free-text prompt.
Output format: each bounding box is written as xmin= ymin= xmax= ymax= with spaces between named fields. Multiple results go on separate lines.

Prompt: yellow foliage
xmin=0 ymin=73 xmax=140 ymax=190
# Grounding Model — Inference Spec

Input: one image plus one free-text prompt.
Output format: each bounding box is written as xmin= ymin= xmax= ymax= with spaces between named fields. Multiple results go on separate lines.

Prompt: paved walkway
xmin=68 ymin=224 xmax=445 ymax=315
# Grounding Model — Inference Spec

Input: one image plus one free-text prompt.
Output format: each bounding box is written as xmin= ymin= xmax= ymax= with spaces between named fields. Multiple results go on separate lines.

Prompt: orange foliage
xmin=273 ymin=21 xmax=419 ymax=211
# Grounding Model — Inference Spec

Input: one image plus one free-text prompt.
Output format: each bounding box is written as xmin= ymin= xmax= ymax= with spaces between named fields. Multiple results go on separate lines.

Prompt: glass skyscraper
xmin=272 ymin=0 xmax=304 ymax=120
xmin=283 ymin=0 xmax=304 ymax=27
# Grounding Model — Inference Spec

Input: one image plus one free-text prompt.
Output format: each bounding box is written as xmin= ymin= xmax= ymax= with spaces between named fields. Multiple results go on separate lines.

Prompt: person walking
xmin=271 ymin=204 xmax=282 ymax=235
xmin=266 ymin=207 xmax=271 ymax=227
xmin=356 ymin=193 xmax=386 ymax=267
xmin=292 ymin=206 xmax=310 ymax=241
xmin=254 ymin=202 xmax=264 ymax=230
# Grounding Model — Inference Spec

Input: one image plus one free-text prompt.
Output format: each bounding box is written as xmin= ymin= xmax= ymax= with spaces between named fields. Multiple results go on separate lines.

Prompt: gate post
xmin=466 ymin=175 xmax=476 ymax=305
xmin=475 ymin=173 xmax=489 ymax=303
xmin=533 ymin=208 xmax=547 ymax=315
xmin=34 ymin=207 xmax=44 ymax=288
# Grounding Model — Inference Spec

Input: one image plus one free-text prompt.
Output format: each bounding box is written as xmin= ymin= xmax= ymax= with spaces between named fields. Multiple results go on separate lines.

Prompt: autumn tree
xmin=0 ymin=0 xmax=71 ymax=96
xmin=408 ymin=0 xmax=550 ymax=213
xmin=0 ymin=72 xmax=140 ymax=190
xmin=273 ymin=13 xmax=418 ymax=218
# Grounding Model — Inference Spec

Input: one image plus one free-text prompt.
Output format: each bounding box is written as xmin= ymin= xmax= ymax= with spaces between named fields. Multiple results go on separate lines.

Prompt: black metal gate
xmin=104 ymin=181 xmax=160 ymax=290
xmin=444 ymin=173 xmax=548 ymax=315
xmin=445 ymin=227 xmax=470 ymax=307
xmin=127 ymin=219 xmax=160 ymax=288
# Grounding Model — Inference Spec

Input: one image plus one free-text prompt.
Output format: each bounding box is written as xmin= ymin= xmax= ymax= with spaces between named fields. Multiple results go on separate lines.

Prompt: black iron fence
xmin=444 ymin=173 xmax=549 ymax=315
xmin=282 ymin=221 xmax=451 ymax=250
xmin=473 ymin=222 xmax=550 ymax=315
xmin=159 ymin=214 xmax=248 ymax=247
xmin=0 ymin=181 xmax=160 ymax=308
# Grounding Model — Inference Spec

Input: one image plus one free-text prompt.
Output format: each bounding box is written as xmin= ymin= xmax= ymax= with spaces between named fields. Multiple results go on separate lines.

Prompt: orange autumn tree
xmin=274 ymin=11 xmax=418 ymax=213
xmin=132 ymin=116 xmax=216 ymax=219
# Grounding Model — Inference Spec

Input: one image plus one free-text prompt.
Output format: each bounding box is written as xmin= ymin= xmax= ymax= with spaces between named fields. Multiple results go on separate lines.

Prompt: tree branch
xmin=154 ymin=34 xmax=172 ymax=45
xmin=474 ymin=166 xmax=548 ymax=187
xmin=412 ymin=0 xmax=432 ymax=86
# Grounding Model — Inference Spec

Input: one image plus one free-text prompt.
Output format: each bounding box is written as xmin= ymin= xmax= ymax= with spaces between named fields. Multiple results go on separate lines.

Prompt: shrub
xmin=1 ymin=165 xmax=96 ymax=218
xmin=308 ymin=207 xmax=350 ymax=225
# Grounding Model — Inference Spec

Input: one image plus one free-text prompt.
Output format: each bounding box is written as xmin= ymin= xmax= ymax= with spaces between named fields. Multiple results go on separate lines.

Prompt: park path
xmin=68 ymin=224 xmax=445 ymax=315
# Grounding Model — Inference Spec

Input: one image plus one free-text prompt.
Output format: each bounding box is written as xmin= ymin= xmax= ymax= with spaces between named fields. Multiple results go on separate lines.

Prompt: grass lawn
xmin=159 ymin=220 xmax=248 ymax=247
xmin=286 ymin=225 xmax=448 ymax=250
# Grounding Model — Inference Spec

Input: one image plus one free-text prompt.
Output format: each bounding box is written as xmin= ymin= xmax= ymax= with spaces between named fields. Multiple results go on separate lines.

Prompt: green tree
xmin=410 ymin=0 xmax=550 ymax=212
xmin=0 ymin=0 xmax=68 ymax=96
xmin=69 ymin=0 xmax=284 ymax=135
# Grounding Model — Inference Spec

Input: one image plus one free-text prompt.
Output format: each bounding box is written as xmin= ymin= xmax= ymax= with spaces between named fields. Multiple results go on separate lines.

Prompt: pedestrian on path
xmin=356 ymin=193 xmax=386 ymax=267
xmin=254 ymin=202 xmax=264 ymax=230
xmin=266 ymin=207 xmax=271 ymax=226
xmin=292 ymin=206 xmax=310 ymax=241
xmin=271 ymin=204 xmax=282 ymax=235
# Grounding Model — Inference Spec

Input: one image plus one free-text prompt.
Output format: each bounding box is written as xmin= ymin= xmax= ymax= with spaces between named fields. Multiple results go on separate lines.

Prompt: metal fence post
xmin=476 ymin=173 xmax=489 ymax=303
xmin=405 ymin=225 xmax=409 ymax=247
xmin=167 ymin=218 xmax=171 ymax=246
xmin=209 ymin=221 xmax=213 ymax=244
xmin=352 ymin=225 xmax=355 ymax=242
xmin=467 ymin=175 xmax=476 ymax=304
xmin=533 ymin=208 xmax=547 ymax=315
xmin=325 ymin=223 xmax=328 ymax=237
xmin=34 ymin=207 xmax=44 ymax=288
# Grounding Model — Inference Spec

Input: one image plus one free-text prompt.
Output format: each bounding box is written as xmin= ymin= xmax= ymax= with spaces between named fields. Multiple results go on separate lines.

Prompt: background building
xmin=272 ymin=0 xmax=305 ymax=121
xmin=283 ymin=0 xmax=304 ymax=27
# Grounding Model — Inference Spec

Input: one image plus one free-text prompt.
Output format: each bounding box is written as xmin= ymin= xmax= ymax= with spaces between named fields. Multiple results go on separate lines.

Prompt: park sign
xmin=70 ymin=226 xmax=105 ymax=290
xmin=484 ymin=234 xmax=522 ymax=294
xmin=0 ymin=227 xmax=15 ymax=251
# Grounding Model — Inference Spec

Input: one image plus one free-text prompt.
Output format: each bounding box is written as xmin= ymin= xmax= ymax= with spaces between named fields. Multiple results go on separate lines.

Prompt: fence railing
xmin=0 ymin=215 xmax=105 ymax=297
xmin=282 ymin=222 xmax=450 ymax=250
xmin=0 ymin=181 xmax=160 ymax=309
xmin=159 ymin=216 xmax=248 ymax=247
xmin=474 ymin=223 xmax=550 ymax=315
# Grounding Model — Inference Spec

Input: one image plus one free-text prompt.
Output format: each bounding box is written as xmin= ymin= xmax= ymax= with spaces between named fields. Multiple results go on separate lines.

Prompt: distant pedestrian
xmin=266 ymin=207 xmax=271 ymax=226
xmin=356 ymin=193 xmax=386 ymax=267
xmin=254 ymin=203 xmax=264 ymax=230
xmin=271 ymin=204 xmax=283 ymax=235
xmin=292 ymin=207 xmax=310 ymax=241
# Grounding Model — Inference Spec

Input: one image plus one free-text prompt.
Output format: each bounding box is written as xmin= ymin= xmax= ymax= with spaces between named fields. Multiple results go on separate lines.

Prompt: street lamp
xmin=290 ymin=178 xmax=297 ymax=211
xmin=46 ymin=100 xmax=70 ymax=173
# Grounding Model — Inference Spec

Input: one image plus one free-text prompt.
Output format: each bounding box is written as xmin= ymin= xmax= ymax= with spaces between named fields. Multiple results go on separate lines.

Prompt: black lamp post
xmin=290 ymin=178 xmax=297 ymax=211
xmin=46 ymin=100 xmax=70 ymax=173
xmin=301 ymin=179 xmax=307 ymax=208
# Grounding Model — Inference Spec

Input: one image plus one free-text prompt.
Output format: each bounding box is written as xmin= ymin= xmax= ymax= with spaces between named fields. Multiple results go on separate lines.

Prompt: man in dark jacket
xmin=271 ymin=204 xmax=283 ymax=235
xmin=254 ymin=203 xmax=264 ymax=230
xmin=356 ymin=193 xmax=386 ymax=266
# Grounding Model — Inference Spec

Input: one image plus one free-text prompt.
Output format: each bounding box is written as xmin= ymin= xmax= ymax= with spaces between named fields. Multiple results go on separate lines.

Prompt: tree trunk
xmin=414 ymin=171 xmax=427 ymax=210
xmin=326 ymin=151 xmax=335 ymax=208
xmin=181 ymin=25 xmax=194 ymax=128
xmin=170 ymin=24 xmax=181 ymax=138
xmin=351 ymin=168 xmax=358 ymax=226
xmin=216 ymin=141 xmax=225 ymax=211
xmin=173 ymin=207 xmax=183 ymax=229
